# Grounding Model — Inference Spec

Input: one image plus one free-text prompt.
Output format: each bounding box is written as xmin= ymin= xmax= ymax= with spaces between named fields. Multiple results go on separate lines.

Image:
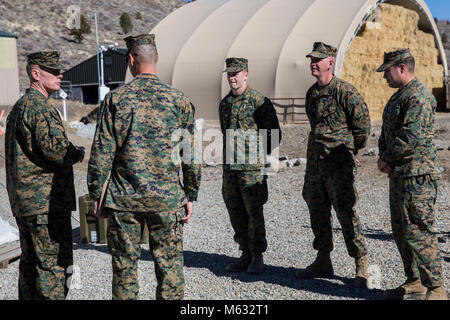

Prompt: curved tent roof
xmin=136 ymin=0 xmax=447 ymax=120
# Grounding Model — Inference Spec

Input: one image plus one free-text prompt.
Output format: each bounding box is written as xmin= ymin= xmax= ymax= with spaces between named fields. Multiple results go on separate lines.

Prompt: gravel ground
xmin=0 ymin=162 xmax=448 ymax=300
xmin=0 ymin=113 xmax=449 ymax=300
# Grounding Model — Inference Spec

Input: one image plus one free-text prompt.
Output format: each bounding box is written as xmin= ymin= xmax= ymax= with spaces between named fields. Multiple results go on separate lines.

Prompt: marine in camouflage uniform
xmin=377 ymin=49 xmax=447 ymax=300
xmin=87 ymin=34 xmax=201 ymax=300
xmin=296 ymin=43 xmax=371 ymax=287
xmin=5 ymin=51 xmax=85 ymax=300
xmin=219 ymin=57 xmax=281 ymax=274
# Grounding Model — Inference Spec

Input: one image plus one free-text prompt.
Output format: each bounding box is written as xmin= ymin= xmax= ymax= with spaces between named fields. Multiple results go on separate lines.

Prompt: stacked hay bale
xmin=341 ymin=3 xmax=445 ymax=121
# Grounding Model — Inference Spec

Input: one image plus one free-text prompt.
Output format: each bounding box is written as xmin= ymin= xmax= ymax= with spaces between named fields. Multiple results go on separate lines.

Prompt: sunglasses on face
xmin=39 ymin=66 xmax=61 ymax=76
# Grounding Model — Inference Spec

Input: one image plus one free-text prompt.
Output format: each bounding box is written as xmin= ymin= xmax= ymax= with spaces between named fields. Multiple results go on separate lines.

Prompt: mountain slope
xmin=0 ymin=0 xmax=186 ymax=91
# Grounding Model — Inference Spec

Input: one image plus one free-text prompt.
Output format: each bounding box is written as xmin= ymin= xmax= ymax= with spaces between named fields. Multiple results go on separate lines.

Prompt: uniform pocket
xmin=408 ymin=194 xmax=435 ymax=231
xmin=320 ymin=104 xmax=345 ymax=132
xmin=34 ymin=214 xmax=60 ymax=256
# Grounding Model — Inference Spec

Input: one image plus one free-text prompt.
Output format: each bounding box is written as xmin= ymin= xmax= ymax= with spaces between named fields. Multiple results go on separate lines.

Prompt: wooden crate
xmin=0 ymin=240 xmax=21 ymax=269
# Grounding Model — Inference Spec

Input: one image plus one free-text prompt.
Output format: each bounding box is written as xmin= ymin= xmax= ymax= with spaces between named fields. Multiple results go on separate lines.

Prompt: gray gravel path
xmin=0 ymin=164 xmax=448 ymax=300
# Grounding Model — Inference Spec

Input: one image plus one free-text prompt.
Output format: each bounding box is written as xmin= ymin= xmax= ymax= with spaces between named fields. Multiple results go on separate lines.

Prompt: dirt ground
xmin=1 ymin=99 xmax=450 ymax=184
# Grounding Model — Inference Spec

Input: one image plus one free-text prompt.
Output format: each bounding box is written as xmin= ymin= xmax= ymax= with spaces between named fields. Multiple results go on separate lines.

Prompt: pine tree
xmin=69 ymin=14 xmax=91 ymax=44
xmin=136 ymin=12 xmax=142 ymax=20
xmin=120 ymin=12 xmax=133 ymax=34
xmin=442 ymin=32 xmax=448 ymax=44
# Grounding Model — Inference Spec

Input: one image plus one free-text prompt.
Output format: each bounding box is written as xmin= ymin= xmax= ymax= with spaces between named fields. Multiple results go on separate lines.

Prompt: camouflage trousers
xmin=222 ymin=170 xmax=268 ymax=254
xmin=302 ymin=149 xmax=367 ymax=257
xmin=15 ymin=213 xmax=73 ymax=300
xmin=107 ymin=208 xmax=185 ymax=300
xmin=389 ymin=174 xmax=444 ymax=287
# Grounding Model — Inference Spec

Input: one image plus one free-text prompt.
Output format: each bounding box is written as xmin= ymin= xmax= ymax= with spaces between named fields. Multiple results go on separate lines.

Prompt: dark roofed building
xmin=62 ymin=48 xmax=128 ymax=104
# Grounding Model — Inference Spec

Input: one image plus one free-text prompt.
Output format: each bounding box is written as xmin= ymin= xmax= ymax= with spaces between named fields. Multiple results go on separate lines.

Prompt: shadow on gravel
xmin=300 ymin=225 xmax=395 ymax=242
xmin=362 ymin=228 xmax=394 ymax=242
xmin=182 ymin=250 xmax=384 ymax=300
xmin=70 ymin=233 xmax=385 ymax=299
xmin=437 ymin=232 xmax=449 ymax=262
xmin=72 ymin=242 xmax=110 ymax=254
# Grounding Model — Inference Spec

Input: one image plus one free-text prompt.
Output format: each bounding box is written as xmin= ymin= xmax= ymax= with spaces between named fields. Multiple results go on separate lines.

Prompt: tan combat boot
xmin=226 ymin=251 xmax=251 ymax=272
xmin=247 ymin=253 xmax=265 ymax=274
xmin=425 ymin=286 xmax=448 ymax=300
xmin=384 ymin=278 xmax=427 ymax=300
xmin=354 ymin=255 xmax=370 ymax=288
xmin=295 ymin=251 xmax=334 ymax=279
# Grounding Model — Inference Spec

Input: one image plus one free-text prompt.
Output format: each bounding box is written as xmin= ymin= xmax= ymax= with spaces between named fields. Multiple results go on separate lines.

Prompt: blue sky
xmin=425 ymin=0 xmax=450 ymax=20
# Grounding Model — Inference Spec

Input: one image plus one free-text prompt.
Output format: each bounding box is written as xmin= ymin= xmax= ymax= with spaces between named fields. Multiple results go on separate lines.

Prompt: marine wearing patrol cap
xmin=306 ymin=42 xmax=337 ymax=59
xmin=124 ymin=33 xmax=156 ymax=53
xmin=376 ymin=48 xmax=412 ymax=72
xmin=27 ymin=51 xmax=63 ymax=70
xmin=223 ymin=57 xmax=248 ymax=73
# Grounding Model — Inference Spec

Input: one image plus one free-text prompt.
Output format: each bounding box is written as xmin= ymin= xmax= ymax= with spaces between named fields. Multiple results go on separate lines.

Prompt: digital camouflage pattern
xmin=223 ymin=57 xmax=248 ymax=73
xmin=107 ymin=209 xmax=185 ymax=300
xmin=219 ymin=86 xmax=281 ymax=171
xmin=379 ymin=77 xmax=443 ymax=287
xmin=222 ymin=171 xmax=268 ymax=254
xmin=303 ymin=147 xmax=367 ymax=257
xmin=5 ymin=86 xmax=81 ymax=300
xmin=303 ymin=76 xmax=370 ymax=257
xmin=124 ymin=33 xmax=156 ymax=53
xmin=87 ymin=72 xmax=200 ymax=300
xmin=389 ymin=175 xmax=443 ymax=287
xmin=219 ymin=85 xmax=280 ymax=255
xmin=305 ymin=76 xmax=371 ymax=157
xmin=306 ymin=42 xmax=337 ymax=59
xmin=27 ymin=51 xmax=63 ymax=70
xmin=5 ymin=88 xmax=83 ymax=217
xmin=87 ymin=73 xmax=201 ymax=211
xmin=376 ymin=48 xmax=413 ymax=72
xmin=378 ymin=78 xmax=440 ymax=178
xmin=15 ymin=214 xmax=73 ymax=300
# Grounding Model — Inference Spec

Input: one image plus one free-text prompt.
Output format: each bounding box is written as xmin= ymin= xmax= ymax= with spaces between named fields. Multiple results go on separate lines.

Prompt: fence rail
xmin=270 ymin=97 xmax=307 ymax=125
xmin=446 ymin=75 xmax=449 ymax=110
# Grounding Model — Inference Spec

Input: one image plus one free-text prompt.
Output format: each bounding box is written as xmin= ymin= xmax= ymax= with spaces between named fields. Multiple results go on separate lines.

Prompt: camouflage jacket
xmin=305 ymin=76 xmax=371 ymax=157
xmin=219 ymin=86 xmax=281 ymax=171
xmin=378 ymin=78 xmax=440 ymax=178
xmin=5 ymin=88 xmax=82 ymax=217
xmin=87 ymin=73 xmax=201 ymax=212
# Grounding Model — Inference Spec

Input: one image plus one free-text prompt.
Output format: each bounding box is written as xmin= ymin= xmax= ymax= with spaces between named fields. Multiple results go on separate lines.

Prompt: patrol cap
xmin=124 ymin=33 xmax=156 ymax=54
xmin=27 ymin=51 xmax=63 ymax=70
xmin=223 ymin=57 xmax=248 ymax=73
xmin=376 ymin=48 xmax=413 ymax=72
xmin=306 ymin=42 xmax=337 ymax=59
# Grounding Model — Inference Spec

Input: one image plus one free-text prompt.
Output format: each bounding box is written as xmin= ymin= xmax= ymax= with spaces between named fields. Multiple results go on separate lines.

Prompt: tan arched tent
xmin=126 ymin=0 xmax=447 ymax=121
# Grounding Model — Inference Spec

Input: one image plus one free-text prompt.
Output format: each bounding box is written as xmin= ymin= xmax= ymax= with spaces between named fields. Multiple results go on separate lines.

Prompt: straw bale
xmin=341 ymin=3 xmax=445 ymax=121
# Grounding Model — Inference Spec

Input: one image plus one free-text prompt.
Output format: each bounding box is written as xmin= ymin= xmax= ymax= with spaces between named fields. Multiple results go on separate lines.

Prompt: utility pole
xmin=95 ymin=11 xmax=109 ymax=103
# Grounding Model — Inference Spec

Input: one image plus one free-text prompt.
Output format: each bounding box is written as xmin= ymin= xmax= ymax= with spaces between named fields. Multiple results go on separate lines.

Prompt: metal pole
xmin=100 ymin=47 xmax=105 ymax=87
xmin=62 ymin=98 xmax=67 ymax=121
xmin=95 ymin=12 xmax=101 ymax=102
